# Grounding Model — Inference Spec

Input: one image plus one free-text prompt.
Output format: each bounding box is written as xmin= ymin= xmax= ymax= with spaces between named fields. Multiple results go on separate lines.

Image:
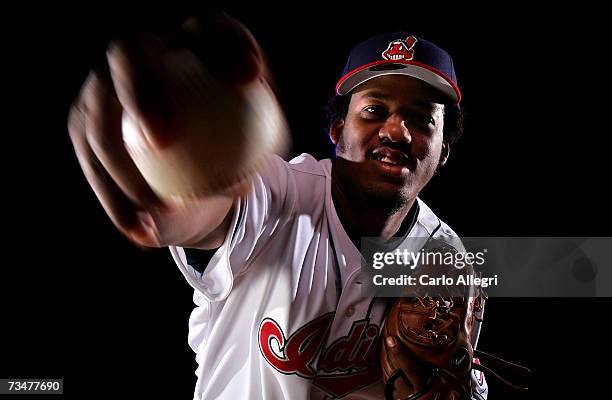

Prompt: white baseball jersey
xmin=170 ymin=153 xmax=488 ymax=400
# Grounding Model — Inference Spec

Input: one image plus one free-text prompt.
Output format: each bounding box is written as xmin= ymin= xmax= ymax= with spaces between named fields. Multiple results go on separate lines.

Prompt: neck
xmin=331 ymin=161 xmax=416 ymax=241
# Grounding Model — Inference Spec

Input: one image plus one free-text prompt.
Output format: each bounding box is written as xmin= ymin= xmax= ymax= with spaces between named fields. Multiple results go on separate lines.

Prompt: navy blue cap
xmin=336 ymin=32 xmax=461 ymax=104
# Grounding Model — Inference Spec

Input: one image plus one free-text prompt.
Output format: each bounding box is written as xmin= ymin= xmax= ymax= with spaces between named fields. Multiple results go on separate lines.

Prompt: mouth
xmin=370 ymin=147 xmax=413 ymax=168
xmin=367 ymin=147 xmax=414 ymax=178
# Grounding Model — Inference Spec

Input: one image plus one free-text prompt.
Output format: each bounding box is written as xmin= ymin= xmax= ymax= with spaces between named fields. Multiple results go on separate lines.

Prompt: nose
xmin=379 ymin=113 xmax=411 ymax=144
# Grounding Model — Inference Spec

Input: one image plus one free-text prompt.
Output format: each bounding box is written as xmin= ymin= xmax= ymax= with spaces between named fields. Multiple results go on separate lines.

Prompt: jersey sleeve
xmin=169 ymin=154 xmax=296 ymax=302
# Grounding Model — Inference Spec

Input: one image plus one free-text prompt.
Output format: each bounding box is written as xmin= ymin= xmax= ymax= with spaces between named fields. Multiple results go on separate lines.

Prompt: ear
xmin=329 ymin=118 xmax=344 ymax=145
xmin=438 ymin=142 xmax=450 ymax=168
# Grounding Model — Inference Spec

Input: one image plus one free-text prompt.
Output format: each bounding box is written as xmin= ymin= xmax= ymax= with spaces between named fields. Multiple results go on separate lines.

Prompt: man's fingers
xmin=68 ymin=80 xmax=161 ymax=247
xmin=106 ymin=34 xmax=174 ymax=146
xmin=81 ymin=70 xmax=165 ymax=210
xmin=105 ymin=13 xmax=268 ymax=150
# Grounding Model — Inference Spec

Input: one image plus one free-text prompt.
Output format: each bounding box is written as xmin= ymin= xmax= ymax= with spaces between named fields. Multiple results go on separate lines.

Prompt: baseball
xmin=122 ymin=68 xmax=289 ymax=202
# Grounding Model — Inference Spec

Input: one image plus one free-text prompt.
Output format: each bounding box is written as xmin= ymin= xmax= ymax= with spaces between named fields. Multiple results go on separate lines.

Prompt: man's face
xmin=331 ymin=75 xmax=448 ymax=209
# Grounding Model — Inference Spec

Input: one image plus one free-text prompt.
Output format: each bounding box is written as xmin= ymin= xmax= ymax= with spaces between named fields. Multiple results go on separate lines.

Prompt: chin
xmin=362 ymin=182 xmax=413 ymax=214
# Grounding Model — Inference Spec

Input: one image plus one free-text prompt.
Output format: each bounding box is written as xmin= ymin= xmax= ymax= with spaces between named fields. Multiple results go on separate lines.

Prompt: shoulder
xmin=271 ymin=152 xmax=330 ymax=200
xmin=415 ymin=198 xmax=464 ymax=251
xmin=247 ymin=153 xmax=330 ymax=219
xmin=258 ymin=153 xmax=328 ymax=181
xmin=287 ymin=153 xmax=329 ymax=176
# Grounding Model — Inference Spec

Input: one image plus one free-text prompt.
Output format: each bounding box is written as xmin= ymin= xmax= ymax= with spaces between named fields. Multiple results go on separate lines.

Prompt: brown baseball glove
xmin=381 ymin=294 xmax=530 ymax=400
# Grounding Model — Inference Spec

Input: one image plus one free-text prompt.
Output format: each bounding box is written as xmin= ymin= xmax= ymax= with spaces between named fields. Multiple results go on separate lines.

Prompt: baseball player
xmin=68 ymin=14 xmax=489 ymax=399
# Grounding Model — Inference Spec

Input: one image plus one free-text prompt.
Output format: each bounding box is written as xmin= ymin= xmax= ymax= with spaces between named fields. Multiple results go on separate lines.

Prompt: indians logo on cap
xmin=382 ymin=36 xmax=417 ymax=61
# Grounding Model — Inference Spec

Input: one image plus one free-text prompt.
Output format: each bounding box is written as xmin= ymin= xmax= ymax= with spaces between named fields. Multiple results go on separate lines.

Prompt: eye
xmin=361 ymin=105 xmax=387 ymax=120
xmin=414 ymin=114 xmax=436 ymax=127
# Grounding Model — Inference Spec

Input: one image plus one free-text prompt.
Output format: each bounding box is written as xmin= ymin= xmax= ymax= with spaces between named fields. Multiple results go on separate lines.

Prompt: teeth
xmin=380 ymin=156 xmax=398 ymax=165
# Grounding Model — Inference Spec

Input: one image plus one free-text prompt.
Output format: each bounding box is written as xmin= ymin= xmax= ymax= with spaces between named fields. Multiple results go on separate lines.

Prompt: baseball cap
xmin=335 ymin=32 xmax=461 ymax=104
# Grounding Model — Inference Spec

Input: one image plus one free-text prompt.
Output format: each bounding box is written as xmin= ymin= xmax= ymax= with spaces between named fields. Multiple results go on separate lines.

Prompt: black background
xmin=2 ymin=3 xmax=609 ymax=399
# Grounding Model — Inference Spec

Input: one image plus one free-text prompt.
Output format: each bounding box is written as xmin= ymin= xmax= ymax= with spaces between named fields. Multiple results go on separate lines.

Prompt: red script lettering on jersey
xmin=259 ymin=313 xmax=381 ymax=398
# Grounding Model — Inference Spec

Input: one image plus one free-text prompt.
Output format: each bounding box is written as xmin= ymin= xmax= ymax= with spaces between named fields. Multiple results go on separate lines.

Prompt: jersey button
xmin=345 ymin=305 xmax=355 ymax=317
